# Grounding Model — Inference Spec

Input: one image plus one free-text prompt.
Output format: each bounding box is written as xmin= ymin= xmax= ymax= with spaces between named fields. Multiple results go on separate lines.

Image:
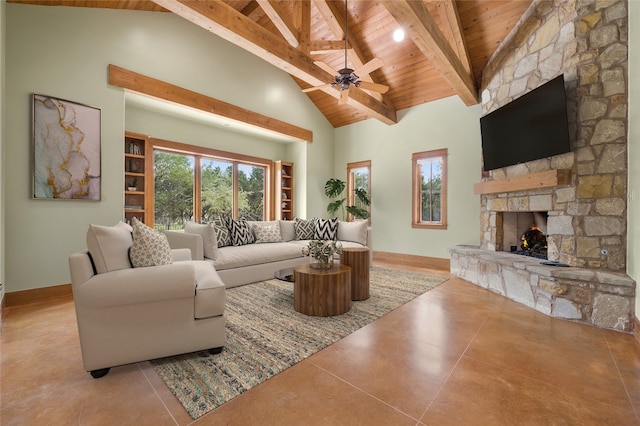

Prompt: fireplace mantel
xmin=473 ymin=169 xmax=571 ymax=195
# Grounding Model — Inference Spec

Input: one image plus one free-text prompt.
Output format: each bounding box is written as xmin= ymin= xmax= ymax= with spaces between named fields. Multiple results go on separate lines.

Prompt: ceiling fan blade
xmin=354 ymin=57 xmax=384 ymax=76
xmin=302 ymin=83 xmax=333 ymax=93
xmin=357 ymin=81 xmax=389 ymax=94
xmin=339 ymin=88 xmax=350 ymax=105
xmin=314 ymin=60 xmax=338 ymax=76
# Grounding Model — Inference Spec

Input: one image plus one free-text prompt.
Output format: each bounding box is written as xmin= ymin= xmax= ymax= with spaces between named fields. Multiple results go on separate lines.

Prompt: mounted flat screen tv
xmin=480 ymin=74 xmax=571 ymax=171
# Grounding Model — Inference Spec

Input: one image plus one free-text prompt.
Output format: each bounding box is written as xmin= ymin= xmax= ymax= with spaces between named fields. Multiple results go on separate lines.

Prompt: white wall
xmin=335 ymin=96 xmax=483 ymax=259
xmin=628 ymin=0 xmax=639 ymax=323
xmin=0 ymin=0 xmax=5 ymax=304
xmin=4 ymin=4 xmax=333 ymax=292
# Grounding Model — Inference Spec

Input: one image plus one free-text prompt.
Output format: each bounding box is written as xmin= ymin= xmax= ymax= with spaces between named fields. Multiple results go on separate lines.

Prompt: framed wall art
xmin=32 ymin=94 xmax=101 ymax=200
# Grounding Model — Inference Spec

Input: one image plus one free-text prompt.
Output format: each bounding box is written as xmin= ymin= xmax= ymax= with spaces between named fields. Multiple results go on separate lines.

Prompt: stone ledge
xmin=450 ymin=245 xmax=635 ymax=332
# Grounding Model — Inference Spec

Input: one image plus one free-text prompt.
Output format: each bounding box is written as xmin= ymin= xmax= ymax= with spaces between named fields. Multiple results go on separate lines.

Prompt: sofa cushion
xmin=213 ymin=242 xmax=303 ymax=271
xmin=227 ymin=218 xmax=255 ymax=246
xmin=279 ymin=220 xmax=295 ymax=241
xmin=129 ymin=218 xmax=174 ymax=267
xmin=251 ymin=221 xmax=283 ymax=243
xmin=185 ymin=221 xmax=218 ymax=260
xmin=213 ymin=214 xmax=232 ymax=247
xmin=86 ymin=221 xmax=133 ymax=274
xmin=338 ymin=220 xmax=368 ymax=246
xmin=314 ymin=217 xmax=338 ymax=240
xmin=294 ymin=218 xmax=314 ymax=240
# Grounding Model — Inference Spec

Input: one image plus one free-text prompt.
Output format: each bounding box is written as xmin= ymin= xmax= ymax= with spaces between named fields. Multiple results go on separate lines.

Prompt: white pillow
xmin=252 ymin=222 xmax=283 ymax=243
xmin=185 ymin=221 xmax=218 ymax=260
xmin=86 ymin=221 xmax=133 ymax=274
xmin=337 ymin=220 xmax=368 ymax=246
xmin=129 ymin=218 xmax=174 ymax=268
xmin=279 ymin=220 xmax=295 ymax=241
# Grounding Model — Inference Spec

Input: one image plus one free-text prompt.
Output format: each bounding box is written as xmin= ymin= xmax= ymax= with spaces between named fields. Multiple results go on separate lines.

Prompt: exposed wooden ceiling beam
xmin=293 ymin=1 xmax=311 ymax=55
xmin=151 ymin=0 xmax=397 ymax=125
xmin=437 ymin=0 xmax=473 ymax=77
xmin=310 ymin=40 xmax=350 ymax=54
xmin=108 ymin=64 xmax=313 ymax=143
xmin=383 ymin=0 xmax=478 ymax=106
xmin=311 ymin=0 xmax=344 ymax=40
xmin=256 ymin=0 xmax=299 ymax=48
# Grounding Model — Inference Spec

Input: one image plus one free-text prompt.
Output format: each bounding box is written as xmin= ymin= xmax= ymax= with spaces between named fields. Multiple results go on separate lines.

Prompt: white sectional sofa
xmin=165 ymin=218 xmax=372 ymax=288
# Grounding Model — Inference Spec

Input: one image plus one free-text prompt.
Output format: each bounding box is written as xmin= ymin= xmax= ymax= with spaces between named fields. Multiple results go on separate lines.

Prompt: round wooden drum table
xmin=340 ymin=247 xmax=370 ymax=301
xmin=293 ymin=263 xmax=351 ymax=316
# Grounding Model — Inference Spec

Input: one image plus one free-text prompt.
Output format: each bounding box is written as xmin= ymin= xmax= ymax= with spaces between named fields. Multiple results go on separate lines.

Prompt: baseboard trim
xmin=4 ymin=283 xmax=73 ymax=308
xmin=373 ymin=251 xmax=450 ymax=271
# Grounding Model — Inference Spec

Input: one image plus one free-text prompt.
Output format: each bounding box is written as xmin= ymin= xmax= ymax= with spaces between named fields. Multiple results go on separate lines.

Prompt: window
xmin=412 ymin=149 xmax=447 ymax=229
xmin=151 ymin=139 xmax=271 ymax=230
xmin=346 ymin=160 xmax=371 ymax=221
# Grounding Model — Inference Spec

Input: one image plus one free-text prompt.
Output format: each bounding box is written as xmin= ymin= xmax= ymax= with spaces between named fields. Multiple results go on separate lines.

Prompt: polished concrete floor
xmin=2 ymin=264 xmax=639 ymax=425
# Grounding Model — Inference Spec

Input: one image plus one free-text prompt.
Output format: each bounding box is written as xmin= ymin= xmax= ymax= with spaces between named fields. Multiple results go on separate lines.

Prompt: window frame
xmin=149 ymin=137 xmax=273 ymax=226
xmin=412 ymin=148 xmax=447 ymax=229
xmin=346 ymin=160 xmax=371 ymax=223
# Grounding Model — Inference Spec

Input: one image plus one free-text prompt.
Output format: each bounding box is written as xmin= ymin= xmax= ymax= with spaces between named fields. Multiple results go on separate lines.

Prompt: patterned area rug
xmin=151 ymin=266 xmax=447 ymax=419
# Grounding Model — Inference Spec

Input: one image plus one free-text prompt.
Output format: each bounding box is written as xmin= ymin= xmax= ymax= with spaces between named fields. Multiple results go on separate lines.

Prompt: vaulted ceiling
xmin=9 ymin=0 xmax=532 ymax=128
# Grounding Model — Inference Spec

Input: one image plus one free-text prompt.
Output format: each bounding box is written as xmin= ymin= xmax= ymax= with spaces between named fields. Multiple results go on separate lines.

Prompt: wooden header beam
xmin=473 ymin=170 xmax=571 ymax=195
xmin=108 ymin=64 xmax=313 ymax=143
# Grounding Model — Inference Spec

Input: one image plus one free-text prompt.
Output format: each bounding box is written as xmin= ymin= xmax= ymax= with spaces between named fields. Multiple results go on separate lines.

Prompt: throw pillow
xmin=252 ymin=222 xmax=283 ymax=243
xmin=294 ymin=218 xmax=314 ymax=240
xmin=129 ymin=217 xmax=174 ymax=267
xmin=227 ymin=218 xmax=255 ymax=246
xmin=313 ymin=217 xmax=339 ymax=241
xmin=86 ymin=221 xmax=133 ymax=274
xmin=184 ymin=221 xmax=218 ymax=260
xmin=337 ymin=220 xmax=368 ymax=246
xmin=212 ymin=214 xmax=232 ymax=248
xmin=279 ymin=220 xmax=296 ymax=241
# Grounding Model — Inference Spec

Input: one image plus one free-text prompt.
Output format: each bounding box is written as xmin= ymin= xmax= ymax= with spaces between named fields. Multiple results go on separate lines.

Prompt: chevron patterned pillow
xmin=228 ymin=218 xmax=255 ymax=246
xmin=294 ymin=218 xmax=314 ymax=240
xmin=313 ymin=217 xmax=338 ymax=241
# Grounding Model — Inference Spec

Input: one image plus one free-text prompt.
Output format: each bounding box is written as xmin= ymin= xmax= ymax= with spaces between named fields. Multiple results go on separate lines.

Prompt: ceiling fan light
xmin=393 ymin=28 xmax=405 ymax=42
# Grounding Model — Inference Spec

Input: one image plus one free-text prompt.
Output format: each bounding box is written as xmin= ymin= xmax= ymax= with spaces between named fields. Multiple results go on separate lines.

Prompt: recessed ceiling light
xmin=393 ymin=28 xmax=405 ymax=42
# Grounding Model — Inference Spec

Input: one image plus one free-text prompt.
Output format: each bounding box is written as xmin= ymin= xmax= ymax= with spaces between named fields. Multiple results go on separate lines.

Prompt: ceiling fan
xmin=302 ymin=0 xmax=389 ymax=105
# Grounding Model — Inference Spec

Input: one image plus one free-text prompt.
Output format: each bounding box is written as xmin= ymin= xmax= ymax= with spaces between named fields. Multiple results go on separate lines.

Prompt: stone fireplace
xmin=450 ymin=0 xmax=634 ymax=332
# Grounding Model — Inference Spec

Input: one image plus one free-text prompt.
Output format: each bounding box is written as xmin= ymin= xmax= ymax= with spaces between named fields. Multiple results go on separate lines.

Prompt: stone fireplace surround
xmin=450 ymin=0 xmax=634 ymax=332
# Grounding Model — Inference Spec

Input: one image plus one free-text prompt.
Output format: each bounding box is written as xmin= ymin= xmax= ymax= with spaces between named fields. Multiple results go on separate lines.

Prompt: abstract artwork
xmin=33 ymin=94 xmax=101 ymax=200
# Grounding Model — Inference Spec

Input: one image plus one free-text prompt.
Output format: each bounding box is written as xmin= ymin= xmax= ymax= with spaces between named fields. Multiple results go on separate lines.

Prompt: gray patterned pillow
xmin=129 ymin=217 xmax=174 ymax=267
xmin=252 ymin=222 xmax=283 ymax=243
xmin=294 ymin=218 xmax=314 ymax=240
xmin=213 ymin=214 xmax=231 ymax=248
xmin=227 ymin=218 xmax=255 ymax=246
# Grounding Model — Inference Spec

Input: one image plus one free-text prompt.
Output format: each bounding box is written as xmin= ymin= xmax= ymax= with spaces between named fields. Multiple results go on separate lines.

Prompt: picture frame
xmin=32 ymin=94 xmax=102 ymax=200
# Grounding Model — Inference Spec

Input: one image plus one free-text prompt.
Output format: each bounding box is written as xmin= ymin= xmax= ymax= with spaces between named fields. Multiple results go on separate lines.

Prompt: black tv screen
xmin=480 ymin=75 xmax=571 ymax=171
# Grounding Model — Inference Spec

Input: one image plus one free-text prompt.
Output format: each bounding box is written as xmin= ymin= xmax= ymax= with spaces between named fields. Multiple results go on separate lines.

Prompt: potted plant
xmin=324 ymin=178 xmax=371 ymax=221
xmin=128 ymin=178 xmax=138 ymax=192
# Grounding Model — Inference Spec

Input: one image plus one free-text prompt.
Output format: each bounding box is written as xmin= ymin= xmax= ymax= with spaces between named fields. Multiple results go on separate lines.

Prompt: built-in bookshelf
xmin=275 ymin=161 xmax=294 ymax=220
xmin=124 ymin=132 xmax=150 ymax=225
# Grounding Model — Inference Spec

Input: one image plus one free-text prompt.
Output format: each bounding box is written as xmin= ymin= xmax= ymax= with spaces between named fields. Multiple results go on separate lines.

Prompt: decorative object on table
xmin=33 ymin=94 xmax=101 ymax=200
xmin=151 ymin=267 xmax=447 ymax=419
xmin=302 ymin=239 xmax=343 ymax=269
xmin=324 ymin=178 xmax=370 ymax=220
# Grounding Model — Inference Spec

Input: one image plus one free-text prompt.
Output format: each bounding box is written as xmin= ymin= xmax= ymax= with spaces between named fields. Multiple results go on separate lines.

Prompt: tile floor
xmin=1 ymin=263 xmax=639 ymax=425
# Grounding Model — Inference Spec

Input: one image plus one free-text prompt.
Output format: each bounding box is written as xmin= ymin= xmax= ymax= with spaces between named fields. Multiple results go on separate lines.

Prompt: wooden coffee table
xmin=293 ymin=264 xmax=351 ymax=316
xmin=341 ymin=247 xmax=370 ymax=301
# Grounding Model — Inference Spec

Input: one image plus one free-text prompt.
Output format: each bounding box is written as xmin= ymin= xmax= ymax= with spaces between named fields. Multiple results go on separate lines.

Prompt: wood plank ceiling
xmin=9 ymin=0 xmax=532 ymax=128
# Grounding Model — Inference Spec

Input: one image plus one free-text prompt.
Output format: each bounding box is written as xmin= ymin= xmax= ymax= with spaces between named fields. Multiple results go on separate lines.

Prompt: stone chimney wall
xmin=479 ymin=0 xmax=628 ymax=271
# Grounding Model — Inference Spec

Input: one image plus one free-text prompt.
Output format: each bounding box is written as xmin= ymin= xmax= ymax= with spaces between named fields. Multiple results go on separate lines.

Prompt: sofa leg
xmin=209 ymin=346 xmax=224 ymax=355
xmin=90 ymin=368 xmax=110 ymax=379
